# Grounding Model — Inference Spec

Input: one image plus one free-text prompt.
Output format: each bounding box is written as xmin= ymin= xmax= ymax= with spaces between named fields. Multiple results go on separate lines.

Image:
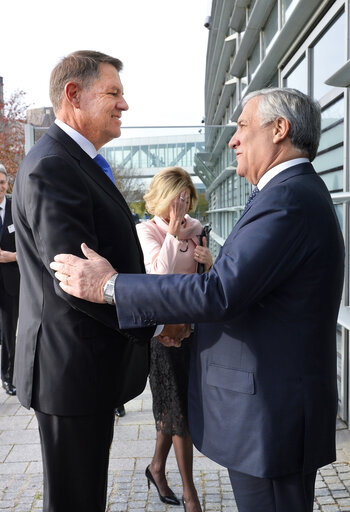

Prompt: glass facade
xmin=263 ymin=2 xmax=279 ymax=54
xmin=284 ymin=56 xmax=307 ymax=93
xmin=104 ymin=139 xmax=204 ymax=171
xmin=312 ymin=12 xmax=345 ymax=100
xmin=283 ymin=0 xmax=298 ymax=22
xmin=100 ymin=131 xmax=206 ymax=193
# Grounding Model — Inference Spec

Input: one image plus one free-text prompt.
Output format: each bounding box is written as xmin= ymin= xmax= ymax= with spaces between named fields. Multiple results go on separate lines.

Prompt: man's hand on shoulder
xmin=50 ymin=243 xmax=116 ymax=303
xmin=156 ymin=324 xmax=192 ymax=348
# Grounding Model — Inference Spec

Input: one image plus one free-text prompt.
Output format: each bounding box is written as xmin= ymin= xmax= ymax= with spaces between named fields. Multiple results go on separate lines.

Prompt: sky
xmin=0 ymin=0 xmax=210 ymax=127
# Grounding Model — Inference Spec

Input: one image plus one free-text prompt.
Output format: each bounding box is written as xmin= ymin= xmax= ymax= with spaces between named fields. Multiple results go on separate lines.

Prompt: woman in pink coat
xmin=137 ymin=167 xmax=212 ymax=512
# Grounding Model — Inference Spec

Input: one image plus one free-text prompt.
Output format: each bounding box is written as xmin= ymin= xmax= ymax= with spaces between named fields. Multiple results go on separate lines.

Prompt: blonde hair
xmin=144 ymin=167 xmax=198 ymax=217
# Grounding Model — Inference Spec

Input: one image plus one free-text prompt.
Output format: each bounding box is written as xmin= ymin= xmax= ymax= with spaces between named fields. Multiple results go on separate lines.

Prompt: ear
xmin=272 ymin=117 xmax=290 ymax=144
xmin=64 ymin=81 xmax=82 ymax=109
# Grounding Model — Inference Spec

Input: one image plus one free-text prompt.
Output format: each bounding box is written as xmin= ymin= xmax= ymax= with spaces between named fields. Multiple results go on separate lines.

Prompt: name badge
xmin=7 ymin=224 xmax=15 ymax=234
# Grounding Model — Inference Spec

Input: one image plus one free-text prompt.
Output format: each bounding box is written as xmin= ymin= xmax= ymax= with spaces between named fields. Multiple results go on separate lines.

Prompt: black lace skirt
xmin=149 ymin=335 xmax=192 ymax=437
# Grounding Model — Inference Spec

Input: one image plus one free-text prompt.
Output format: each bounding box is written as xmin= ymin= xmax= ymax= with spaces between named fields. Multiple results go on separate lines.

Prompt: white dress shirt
xmin=0 ymin=196 xmax=6 ymax=225
xmin=257 ymin=158 xmax=309 ymax=190
xmin=55 ymin=119 xmax=98 ymax=157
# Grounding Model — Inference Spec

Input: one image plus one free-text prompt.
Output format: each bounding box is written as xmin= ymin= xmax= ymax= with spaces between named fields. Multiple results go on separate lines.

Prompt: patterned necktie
xmin=0 ymin=206 xmax=3 ymax=238
xmin=94 ymin=154 xmax=116 ymax=186
xmin=241 ymin=187 xmax=259 ymax=216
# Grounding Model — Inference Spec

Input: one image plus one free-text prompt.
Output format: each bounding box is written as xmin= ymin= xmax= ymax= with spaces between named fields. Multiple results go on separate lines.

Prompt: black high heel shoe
xmin=145 ymin=465 xmax=180 ymax=505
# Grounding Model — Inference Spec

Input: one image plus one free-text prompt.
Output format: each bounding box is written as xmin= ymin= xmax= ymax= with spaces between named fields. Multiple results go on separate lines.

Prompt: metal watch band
xmin=103 ymin=273 xmax=118 ymax=305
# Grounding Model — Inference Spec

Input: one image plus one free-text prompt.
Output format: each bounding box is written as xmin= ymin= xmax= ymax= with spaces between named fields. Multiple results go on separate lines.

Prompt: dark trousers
xmin=0 ymin=280 xmax=18 ymax=383
xmin=35 ymin=409 xmax=115 ymax=512
xmin=228 ymin=467 xmax=317 ymax=512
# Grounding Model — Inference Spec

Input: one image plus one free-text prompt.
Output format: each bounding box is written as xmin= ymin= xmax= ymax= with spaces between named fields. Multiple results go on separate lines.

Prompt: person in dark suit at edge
xmin=12 ymin=50 xmax=188 ymax=512
xmin=51 ymin=88 xmax=345 ymax=512
xmin=0 ymin=164 xmax=19 ymax=396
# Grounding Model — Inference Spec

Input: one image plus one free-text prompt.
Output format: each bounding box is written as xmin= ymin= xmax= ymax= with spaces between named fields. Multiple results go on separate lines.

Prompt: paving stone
xmin=0 ymin=403 xmax=22 ymax=417
xmin=6 ymin=444 xmax=41 ymax=463
xmin=317 ymin=495 xmax=336 ymax=505
xmin=0 ymin=384 xmax=350 ymax=510
xmin=113 ymin=425 xmax=139 ymax=441
xmin=316 ymin=488 xmax=331 ymax=496
xmin=0 ymin=430 xmax=39 ymax=445
xmin=337 ymin=497 xmax=350 ymax=506
xmin=0 ymin=417 xmax=31 ymax=431
xmin=332 ymin=490 xmax=350 ymax=498
xmin=325 ymin=476 xmax=342 ymax=484
xmin=328 ymin=483 xmax=346 ymax=491
xmin=0 ymin=462 xmax=28 ymax=475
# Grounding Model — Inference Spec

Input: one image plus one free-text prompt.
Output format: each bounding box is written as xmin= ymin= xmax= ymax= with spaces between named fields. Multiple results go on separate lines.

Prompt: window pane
xmin=283 ymin=0 xmax=298 ymax=23
xmin=318 ymin=122 xmax=343 ymax=153
xmin=263 ymin=2 xmax=278 ymax=54
xmin=268 ymin=72 xmax=278 ymax=88
xmin=318 ymin=169 xmax=343 ymax=192
xmin=249 ymin=38 xmax=260 ymax=79
xmin=284 ymin=56 xmax=307 ymax=93
xmin=336 ymin=325 xmax=343 ymax=406
xmin=313 ymin=147 xmax=343 ymax=173
xmin=248 ymin=0 xmax=257 ymax=18
xmin=334 ymin=204 xmax=343 ymax=233
xmin=321 ymin=97 xmax=344 ymax=130
xmin=313 ymin=12 xmax=345 ymax=100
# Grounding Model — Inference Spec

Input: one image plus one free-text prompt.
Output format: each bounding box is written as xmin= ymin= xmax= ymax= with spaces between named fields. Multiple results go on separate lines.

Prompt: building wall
xmin=203 ymin=0 xmax=350 ymax=421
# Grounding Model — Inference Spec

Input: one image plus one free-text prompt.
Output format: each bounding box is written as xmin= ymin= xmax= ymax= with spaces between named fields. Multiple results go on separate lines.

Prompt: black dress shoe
xmin=115 ymin=405 xmax=125 ymax=417
xmin=145 ymin=465 xmax=180 ymax=505
xmin=2 ymin=381 xmax=16 ymax=396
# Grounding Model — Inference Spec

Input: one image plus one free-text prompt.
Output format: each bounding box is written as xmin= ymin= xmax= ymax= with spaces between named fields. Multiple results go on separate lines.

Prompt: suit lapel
xmin=46 ymin=124 xmax=135 ymax=226
xmin=45 ymin=125 xmax=146 ymax=266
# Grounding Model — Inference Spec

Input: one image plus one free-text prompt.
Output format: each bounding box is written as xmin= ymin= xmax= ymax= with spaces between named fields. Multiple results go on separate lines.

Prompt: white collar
xmin=257 ymin=158 xmax=310 ymax=190
xmin=55 ymin=119 xmax=98 ymax=158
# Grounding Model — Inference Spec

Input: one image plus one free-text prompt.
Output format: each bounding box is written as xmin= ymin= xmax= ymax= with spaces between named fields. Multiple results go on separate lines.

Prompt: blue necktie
xmin=241 ymin=187 xmax=259 ymax=216
xmin=94 ymin=154 xmax=116 ymax=186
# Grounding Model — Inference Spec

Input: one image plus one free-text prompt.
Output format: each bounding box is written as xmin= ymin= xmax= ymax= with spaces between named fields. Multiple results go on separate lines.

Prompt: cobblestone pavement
xmin=0 ymin=383 xmax=350 ymax=511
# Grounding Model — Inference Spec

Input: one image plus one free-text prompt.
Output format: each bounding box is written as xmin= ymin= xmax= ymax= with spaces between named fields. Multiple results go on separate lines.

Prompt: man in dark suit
xmin=51 ymin=88 xmax=344 ymax=512
xmin=0 ymin=165 xmax=19 ymax=396
xmin=12 ymin=50 xmax=186 ymax=512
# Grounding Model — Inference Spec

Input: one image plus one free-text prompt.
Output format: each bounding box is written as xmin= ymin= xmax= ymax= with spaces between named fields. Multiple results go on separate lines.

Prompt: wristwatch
xmin=103 ymin=273 xmax=118 ymax=305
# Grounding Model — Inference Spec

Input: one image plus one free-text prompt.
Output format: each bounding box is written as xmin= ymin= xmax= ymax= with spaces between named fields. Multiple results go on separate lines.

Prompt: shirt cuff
xmin=154 ymin=324 xmax=164 ymax=337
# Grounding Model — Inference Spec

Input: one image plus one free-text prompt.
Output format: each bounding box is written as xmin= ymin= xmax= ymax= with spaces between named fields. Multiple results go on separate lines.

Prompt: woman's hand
xmin=168 ymin=191 xmax=190 ymax=237
xmin=193 ymin=237 xmax=213 ymax=272
xmin=0 ymin=249 xmax=16 ymax=263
